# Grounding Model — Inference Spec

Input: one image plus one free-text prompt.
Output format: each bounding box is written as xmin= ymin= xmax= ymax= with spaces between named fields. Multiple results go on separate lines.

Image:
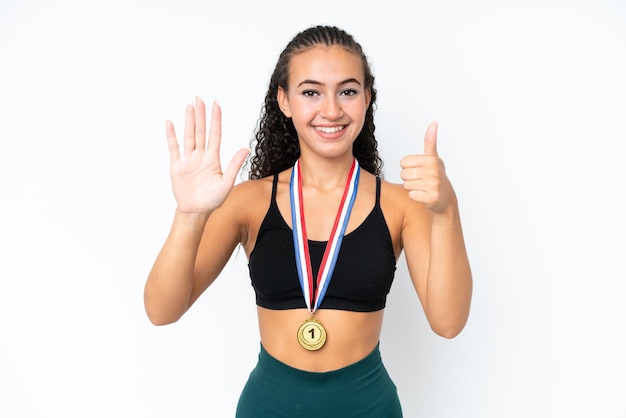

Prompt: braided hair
xmin=247 ymin=25 xmax=382 ymax=179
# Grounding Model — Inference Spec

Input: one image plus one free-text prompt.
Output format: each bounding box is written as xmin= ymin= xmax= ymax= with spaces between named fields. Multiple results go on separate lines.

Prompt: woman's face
xmin=278 ymin=45 xmax=371 ymax=159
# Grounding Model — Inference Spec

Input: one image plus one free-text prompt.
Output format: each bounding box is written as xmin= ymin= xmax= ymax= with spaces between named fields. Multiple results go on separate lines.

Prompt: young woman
xmin=145 ymin=25 xmax=472 ymax=417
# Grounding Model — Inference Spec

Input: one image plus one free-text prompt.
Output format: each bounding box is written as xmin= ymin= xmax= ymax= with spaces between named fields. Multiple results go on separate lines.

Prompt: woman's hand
xmin=400 ymin=122 xmax=456 ymax=214
xmin=166 ymin=98 xmax=250 ymax=214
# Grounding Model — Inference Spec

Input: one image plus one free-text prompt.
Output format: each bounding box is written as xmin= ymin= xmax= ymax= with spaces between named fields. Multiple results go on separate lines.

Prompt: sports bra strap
xmin=271 ymin=174 xmax=279 ymax=201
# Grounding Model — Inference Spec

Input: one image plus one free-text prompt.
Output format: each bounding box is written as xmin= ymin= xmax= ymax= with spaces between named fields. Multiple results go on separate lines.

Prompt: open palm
xmin=166 ymin=98 xmax=249 ymax=214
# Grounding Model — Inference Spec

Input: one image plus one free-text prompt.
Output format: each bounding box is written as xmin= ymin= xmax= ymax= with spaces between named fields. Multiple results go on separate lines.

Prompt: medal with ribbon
xmin=290 ymin=157 xmax=360 ymax=350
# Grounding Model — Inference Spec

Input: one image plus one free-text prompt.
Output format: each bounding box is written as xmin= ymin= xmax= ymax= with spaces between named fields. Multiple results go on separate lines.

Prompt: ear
xmin=277 ymin=87 xmax=292 ymax=118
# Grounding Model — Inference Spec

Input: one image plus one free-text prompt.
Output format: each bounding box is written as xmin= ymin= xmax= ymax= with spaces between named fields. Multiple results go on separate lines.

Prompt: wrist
xmin=431 ymin=203 xmax=459 ymax=226
xmin=174 ymin=208 xmax=212 ymax=226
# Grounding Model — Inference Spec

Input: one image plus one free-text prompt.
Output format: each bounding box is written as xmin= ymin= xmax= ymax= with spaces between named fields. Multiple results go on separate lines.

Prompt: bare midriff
xmin=257 ymin=306 xmax=385 ymax=372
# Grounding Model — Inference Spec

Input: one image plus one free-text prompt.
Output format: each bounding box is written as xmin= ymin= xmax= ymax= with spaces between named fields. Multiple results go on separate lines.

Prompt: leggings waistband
xmin=257 ymin=342 xmax=382 ymax=387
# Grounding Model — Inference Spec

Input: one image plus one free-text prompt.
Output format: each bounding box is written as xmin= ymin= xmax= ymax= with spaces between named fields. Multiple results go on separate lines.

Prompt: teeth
xmin=315 ymin=125 xmax=344 ymax=133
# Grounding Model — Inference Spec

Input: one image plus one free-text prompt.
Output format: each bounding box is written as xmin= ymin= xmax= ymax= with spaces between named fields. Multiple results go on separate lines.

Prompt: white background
xmin=1 ymin=0 xmax=625 ymax=417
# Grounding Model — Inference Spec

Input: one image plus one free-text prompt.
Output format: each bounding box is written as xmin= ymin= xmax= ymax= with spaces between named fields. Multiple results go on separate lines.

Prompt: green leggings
xmin=236 ymin=343 xmax=403 ymax=417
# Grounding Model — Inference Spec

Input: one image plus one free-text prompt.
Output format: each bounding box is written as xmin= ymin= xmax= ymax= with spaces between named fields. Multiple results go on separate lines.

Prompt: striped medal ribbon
xmin=290 ymin=157 xmax=360 ymax=350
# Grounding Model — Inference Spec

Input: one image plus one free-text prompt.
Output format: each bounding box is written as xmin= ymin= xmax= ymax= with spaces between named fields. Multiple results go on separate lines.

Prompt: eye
xmin=302 ymin=90 xmax=319 ymax=98
xmin=340 ymin=88 xmax=358 ymax=97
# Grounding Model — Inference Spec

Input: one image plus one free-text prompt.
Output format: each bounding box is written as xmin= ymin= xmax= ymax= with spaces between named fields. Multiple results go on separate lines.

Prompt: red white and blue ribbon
xmin=290 ymin=158 xmax=360 ymax=313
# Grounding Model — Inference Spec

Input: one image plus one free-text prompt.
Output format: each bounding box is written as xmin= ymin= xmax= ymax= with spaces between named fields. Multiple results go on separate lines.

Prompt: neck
xmin=296 ymin=154 xmax=355 ymax=189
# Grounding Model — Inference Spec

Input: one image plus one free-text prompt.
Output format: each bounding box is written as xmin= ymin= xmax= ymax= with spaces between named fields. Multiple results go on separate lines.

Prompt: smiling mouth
xmin=314 ymin=125 xmax=345 ymax=133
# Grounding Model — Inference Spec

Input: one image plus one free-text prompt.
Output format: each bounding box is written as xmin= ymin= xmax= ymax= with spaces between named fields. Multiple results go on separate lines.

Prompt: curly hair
xmin=247 ymin=25 xmax=382 ymax=179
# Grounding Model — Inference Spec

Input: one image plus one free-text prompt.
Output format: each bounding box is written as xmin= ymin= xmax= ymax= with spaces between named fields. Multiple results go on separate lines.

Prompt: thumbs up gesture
xmin=400 ymin=122 xmax=456 ymax=214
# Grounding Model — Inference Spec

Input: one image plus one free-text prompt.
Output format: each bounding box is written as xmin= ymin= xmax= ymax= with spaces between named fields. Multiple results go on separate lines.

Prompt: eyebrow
xmin=297 ymin=78 xmax=362 ymax=88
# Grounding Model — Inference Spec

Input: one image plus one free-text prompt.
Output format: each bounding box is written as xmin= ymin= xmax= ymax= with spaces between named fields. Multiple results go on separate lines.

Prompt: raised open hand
xmin=400 ymin=122 xmax=456 ymax=214
xmin=166 ymin=97 xmax=250 ymax=214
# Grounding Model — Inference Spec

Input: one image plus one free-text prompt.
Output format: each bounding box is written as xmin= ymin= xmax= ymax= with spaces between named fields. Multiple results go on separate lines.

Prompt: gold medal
xmin=297 ymin=317 xmax=327 ymax=351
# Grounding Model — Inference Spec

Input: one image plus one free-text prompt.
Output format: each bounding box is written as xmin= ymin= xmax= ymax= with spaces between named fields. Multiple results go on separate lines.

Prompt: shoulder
xmin=205 ymin=176 xmax=274 ymax=249
xmin=379 ymin=178 xmax=405 ymax=198
xmin=379 ymin=178 xmax=432 ymax=245
xmin=223 ymin=176 xmax=273 ymax=214
xmin=379 ymin=178 xmax=428 ymax=212
xmin=231 ymin=176 xmax=273 ymax=196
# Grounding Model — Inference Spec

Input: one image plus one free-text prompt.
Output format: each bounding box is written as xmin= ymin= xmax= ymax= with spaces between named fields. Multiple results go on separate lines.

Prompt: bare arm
xmin=144 ymin=98 xmax=249 ymax=325
xmin=400 ymin=123 xmax=473 ymax=338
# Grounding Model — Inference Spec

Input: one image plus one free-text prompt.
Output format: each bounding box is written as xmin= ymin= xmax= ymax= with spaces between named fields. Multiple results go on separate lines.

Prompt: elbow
xmin=428 ymin=314 xmax=469 ymax=339
xmin=143 ymin=288 xmax=186 ymax=326
xmin=144 ymin=302 xmax=183 ymax=326
xmin=432 ymin=324 xmax=465 ymax=339
xmin=426 ymin=290 xmax=472 ymax=339
xmin=147 ymin=313 xmax=179 ymax=326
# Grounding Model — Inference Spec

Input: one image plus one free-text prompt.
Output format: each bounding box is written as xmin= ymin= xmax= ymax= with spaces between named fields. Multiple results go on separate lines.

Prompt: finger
xmin=400 ymin=166 xmax=423 ymax=181
xmin=195 ymin=97 xmax=206 ymax=150
xmin=400 ymin=155 xmax=426 ymax=169
xmin=183 ymin=103 xmax=195 ymax=155
xmin=222 ymin=148 xmax=251 ymax=185
xmin=423 ymin=122 xmax=438 ymax=156
xmin=165 ymin=120 xmax=180 ymax=163
xmin=207 ymin=101 xmax=222 ymax=157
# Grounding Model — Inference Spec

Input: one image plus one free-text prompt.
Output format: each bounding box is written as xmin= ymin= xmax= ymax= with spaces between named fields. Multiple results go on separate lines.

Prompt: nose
xmin=319 ymin=96 xmax=343 ymax=120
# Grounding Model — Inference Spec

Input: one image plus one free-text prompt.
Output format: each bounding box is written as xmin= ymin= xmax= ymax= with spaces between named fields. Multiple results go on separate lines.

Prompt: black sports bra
xmin=248 ymin=174 xmax=396 ymax=312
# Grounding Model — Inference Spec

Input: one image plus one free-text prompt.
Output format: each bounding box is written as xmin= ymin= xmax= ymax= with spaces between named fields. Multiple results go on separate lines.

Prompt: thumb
xmin=423 ymin=122 xmax=439 ymax=156
xmin=223 ymin=148 xmax=251 ymax=185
